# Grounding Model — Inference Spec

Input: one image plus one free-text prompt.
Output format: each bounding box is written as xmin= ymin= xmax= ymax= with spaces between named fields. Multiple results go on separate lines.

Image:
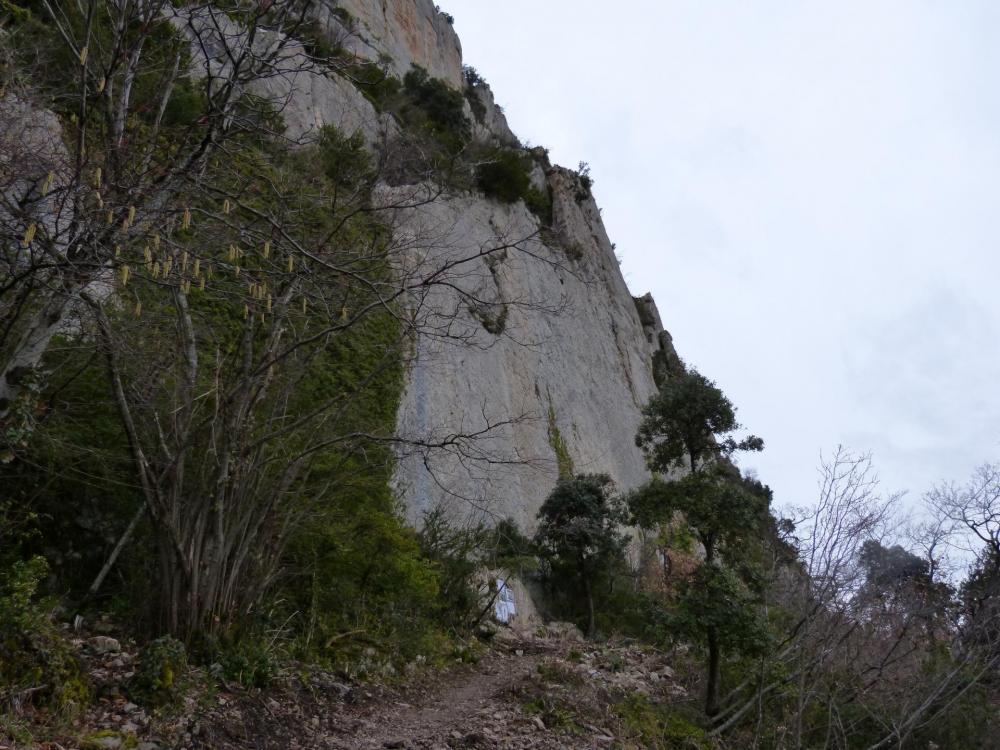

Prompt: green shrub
xmin=129 ymin=636 xmax=187 ymax=708
xmin=463 ymin=66 xmax=487 ymax=123
xmin=0 ymin=556 xmax=89 ymax=712
xmin=340 ymin=62 xmax=402 ymax=112
xmin=317 ymin=125 xmax=372 ymax=190
xmin=417 ymin=508 xmax=488 ymax=631
xmin=214 ymin=634 xmax=280 ymax=688
xmin=615 ymin=694 xmax=710 ymax=749
xmin=474 ymin=148 xmax=552 ymax=224
xmin=476 ymin=149 xmax=530 ymax=203
xmin=401 ymin=65 xmax=470 ymax=150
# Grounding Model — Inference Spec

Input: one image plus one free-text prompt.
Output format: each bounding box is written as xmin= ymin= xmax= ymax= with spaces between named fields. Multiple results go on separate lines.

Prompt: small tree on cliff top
xmin=635 ymin=369 xmax=763 ymax=475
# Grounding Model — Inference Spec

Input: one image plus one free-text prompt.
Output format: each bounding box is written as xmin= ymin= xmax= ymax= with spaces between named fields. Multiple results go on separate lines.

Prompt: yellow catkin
xmin=106 ymin=210 xmax=113 ymax=225
xmin=144 ymin=247 xmax=151 ymax=263
xmin=164 ymin=258 xmax=172 ymax=276
xmin=182 ymin=208 xmax=191 ymax=229
xmin=152 ymin=262 xmax=161 ymax=279
xmin=266 ymin=294 xmax=272 ymax=313
xmin=341 ymin=306 xmax=348 ymax=321
xmin=192 ymin=258 xmax=200 ymax=277
xmin=223 ymin=199 xmax=231 ymax=215
xmin=22 ymin=223 xmax=36 ymax=246
xmin=262 ymin=240 xmax=270 ymax=259
xmin=228 ymin=244 xmax=236 ymax=262
xmin=207 ymin=264 xmax=214 ymax=280
xmin=243 ymin=304 xmax=249 ymax=320
xmin=301 ymin=297 xmax=307 ymax=314
xmin=135 ymin=301 xmax=142 ymax=317
xmin=199 ymin=277 xmax=205 ymax=291
xmin=120 ymin=265 xmax=130 ymax=285
xmin=114 ymin=245 xmax=121 ymax=258
xmin=181 ymin=251 xmax=188 ymax=272
xmin=41 ymin=172 xmax=54 ymax=196
xmin=127 ymin=206 xmax=136 ymax=224
xmin=97 ymin=76 xmax=106 ymax=93
xmin=152 ymin=234 xmax=160 ymax=250
xmin=93 ymin=167 xmax=101 ymax=189
xmin=79 ymin=46 xmax=88 ymax=65
xmin=234 ymin=265 xmax=240 ymax=278
xmin=122 ymin=217 xmax=130 ymax=231
xmin=96 ymin=193 xmax=103 ymax=209
xmin=287 ymin=256 xmax=294 ymax=273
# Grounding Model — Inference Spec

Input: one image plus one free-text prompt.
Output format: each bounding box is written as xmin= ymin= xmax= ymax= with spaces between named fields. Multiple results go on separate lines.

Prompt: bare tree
xmin=710 ymin=449 xmax=1000 ymax=748
xmin=2 ymin=1 xmax=572 ymax=640
xmin=0 ymin=0 xmax=322 ymax=437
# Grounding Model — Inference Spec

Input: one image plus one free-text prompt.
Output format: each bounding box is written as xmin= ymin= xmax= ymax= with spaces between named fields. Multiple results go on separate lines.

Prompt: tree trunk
xmin=706 ymin=626 xmax=722 ymax=717
xmin=84 ymin=500 xmax=147 ymax=601
xmin=584 ymin=576 xmax=595 ymax=638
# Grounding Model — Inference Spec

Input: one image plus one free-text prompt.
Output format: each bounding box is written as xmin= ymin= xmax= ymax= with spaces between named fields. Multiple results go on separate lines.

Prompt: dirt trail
xmin=35 ymin=624 xmax=678 ymax=749
xmin=340 ymin=650 xmax=547 ymax=749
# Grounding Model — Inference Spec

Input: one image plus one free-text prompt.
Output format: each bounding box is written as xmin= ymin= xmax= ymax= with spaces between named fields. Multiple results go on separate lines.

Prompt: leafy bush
xmin=476 ymin=149 xmax=531 ymax=202
xmin=463 ymin=65 xmax=487 ymax=123
xmin=574 ymin=162 xmax=594 ymax=203
xmin=0 ymin=556 xmax=89 ymax=712
xmin=317 ymin=124 xmax=372 ymax=190
xmin=212 ymin=632 xmax=281 ymax=688
xmin=400 ymin=65 xmax=470 ymax=151
xmin=340 ymin=62 xmax=402 ymax=112
xmin=129 ymin=636 xmax=187 ymax=708
xmin=615 ymin=694 xmax=710 ymax=749
xmin=476 ymin=148 xmax=552 ymax=224
xmin=417 ymin=508 xmax=489 ymax=631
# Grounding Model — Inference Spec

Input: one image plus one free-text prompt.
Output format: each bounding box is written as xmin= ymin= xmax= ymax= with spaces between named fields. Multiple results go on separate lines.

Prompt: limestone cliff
xmin=268 ymin=2 xmax=680 ymax=530
xmin=315 ymin=0 xmax=464 ymax=87
xmin=387 ymin=169 xmax=673 ymax=531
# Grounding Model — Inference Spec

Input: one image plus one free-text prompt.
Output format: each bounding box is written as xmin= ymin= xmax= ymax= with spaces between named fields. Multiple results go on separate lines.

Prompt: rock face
xmin=325 ymin=0 xmax=463 ymax=87
xmin=171 ymin=5 xmax=390 ymax=145
xmin=387 ymin=167 xmax=671 ymax=531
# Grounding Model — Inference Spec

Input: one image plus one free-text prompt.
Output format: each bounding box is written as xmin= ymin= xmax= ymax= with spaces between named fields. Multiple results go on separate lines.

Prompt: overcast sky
xmin=448 ymin=0 xmax=1000 ymax=511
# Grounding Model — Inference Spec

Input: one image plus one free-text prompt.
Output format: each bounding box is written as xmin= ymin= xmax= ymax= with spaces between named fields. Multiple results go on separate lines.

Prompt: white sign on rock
xmin=494 ymin=579 xmax=516 ymax=623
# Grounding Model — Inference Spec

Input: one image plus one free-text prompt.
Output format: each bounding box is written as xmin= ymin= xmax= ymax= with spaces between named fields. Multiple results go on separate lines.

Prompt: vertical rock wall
xmin=388 ymin=165 xmax=671 ymax=531
xmin=316 ymin=0 xmax=463 ymax=86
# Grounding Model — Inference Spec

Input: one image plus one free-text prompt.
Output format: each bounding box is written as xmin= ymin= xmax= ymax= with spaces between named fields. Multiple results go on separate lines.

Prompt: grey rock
xmin=319 ymin=0 xmax=463 ymax=87
xmin=388 ymin=170 xmax=669 ymax=532
xmin=468 ymin=81 xmax=519 ymax=147
xmin=88 ymin=737 xmax=123 ymax=749
xmin=88 ymin=636 xmax=121 ymax=654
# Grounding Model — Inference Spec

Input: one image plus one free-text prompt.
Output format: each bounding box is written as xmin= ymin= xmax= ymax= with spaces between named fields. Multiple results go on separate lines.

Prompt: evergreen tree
xmin=534 ymin=474 xmax=628 ymax=637
xmin=631 ymin=369 xmax=767 ymax=717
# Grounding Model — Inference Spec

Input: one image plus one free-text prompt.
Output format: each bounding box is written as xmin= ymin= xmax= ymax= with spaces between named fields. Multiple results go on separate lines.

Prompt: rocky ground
xmin=2 ymin=623 xmax=695 ymax=750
